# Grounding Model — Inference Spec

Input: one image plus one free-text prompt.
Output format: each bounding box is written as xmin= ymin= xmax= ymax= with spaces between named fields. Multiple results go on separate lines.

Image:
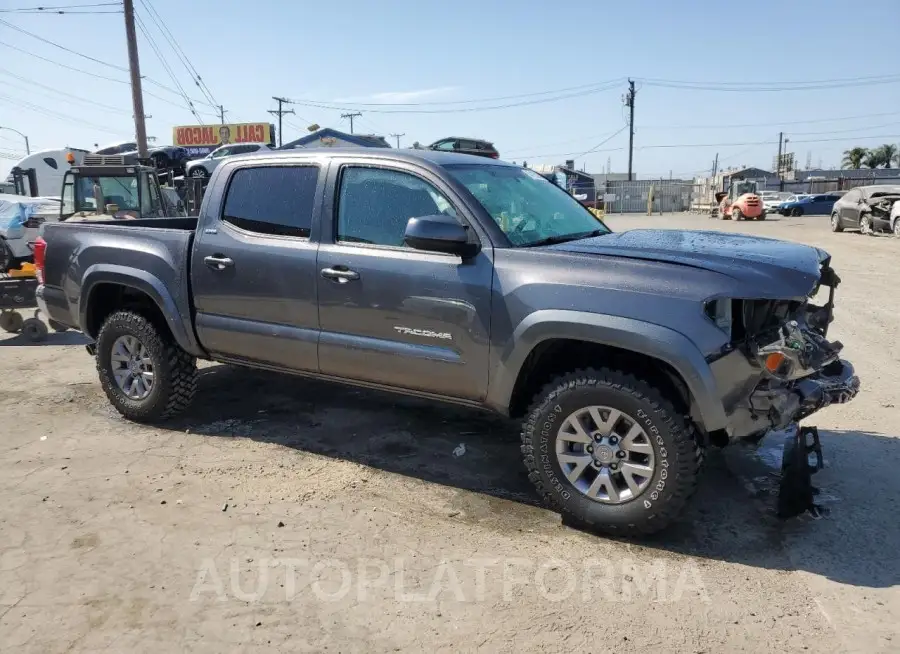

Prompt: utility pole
xmin=122 ymin=0 xmax=148 ymax=158
xmin=624 ymin=79 xmax=636 ymax=181
xmin=341 ymin=112 xmax=362 ymax=134
xmin=218 ymin=105 xmax=226 ymax=125
xmin=269 ymin=97 xmax=294 ymax=147
xmin=776 ymin=131 xmax=783 ymax=177
xmin=712 ymin=152 xmax=719 ymax=177
xmin=390 ymin=133 xmax=405 ymax=148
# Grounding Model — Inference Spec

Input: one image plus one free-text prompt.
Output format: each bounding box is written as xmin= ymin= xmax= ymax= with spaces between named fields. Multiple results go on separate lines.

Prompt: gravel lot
xmin=1 ymin=212 xmax=898 ymax=653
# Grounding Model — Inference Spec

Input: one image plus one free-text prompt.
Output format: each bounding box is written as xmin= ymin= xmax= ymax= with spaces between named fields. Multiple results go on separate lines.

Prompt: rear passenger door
xmin=316 ymin=163 xmax=493 ymax=401
xmin=191 ymin=163 xmax=323 ymax=372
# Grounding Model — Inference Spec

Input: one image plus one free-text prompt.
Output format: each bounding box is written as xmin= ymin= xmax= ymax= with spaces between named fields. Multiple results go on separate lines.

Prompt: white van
xmin=4 ymin=148 xmax=89 ymax=198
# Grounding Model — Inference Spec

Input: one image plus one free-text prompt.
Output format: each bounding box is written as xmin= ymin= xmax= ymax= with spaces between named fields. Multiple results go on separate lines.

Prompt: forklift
xmin=1 ymin=153 xmax=185 ymax=341
xmin=60 ymin=152 xmax=185 ymax=222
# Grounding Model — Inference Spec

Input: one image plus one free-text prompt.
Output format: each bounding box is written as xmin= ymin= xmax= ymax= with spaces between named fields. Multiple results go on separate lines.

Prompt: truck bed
xmin=39 ymin=218 xmax=197 ymax=339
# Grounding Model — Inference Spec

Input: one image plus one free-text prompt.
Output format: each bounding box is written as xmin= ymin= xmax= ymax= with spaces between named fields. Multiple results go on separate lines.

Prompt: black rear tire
xmin=21 ymin=317 xmax=48 ymax=342
xmin=96 ymin=310 xmax=197 ymax=422
xmin=792 ymin=207 xmax=803 ymax=217
xmin=520 ymin=368 xmax=702 ymax=537
xmin=831 ymin=213 xmax=843 ymax=232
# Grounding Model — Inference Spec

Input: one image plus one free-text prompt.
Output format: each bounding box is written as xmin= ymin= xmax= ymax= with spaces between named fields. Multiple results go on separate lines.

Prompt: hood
xmin=546 ymin=229 xmax=826 ymax=297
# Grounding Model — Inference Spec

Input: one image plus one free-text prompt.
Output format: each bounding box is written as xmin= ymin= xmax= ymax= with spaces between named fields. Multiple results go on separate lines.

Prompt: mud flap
xmin=778 ymin=426 xmax=823 ymax=519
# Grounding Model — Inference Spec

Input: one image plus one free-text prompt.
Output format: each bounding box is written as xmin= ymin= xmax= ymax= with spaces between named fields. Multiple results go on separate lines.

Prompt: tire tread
xmin=520 ymin=367 xmax=702 ymax=537
xmin=96 ymin=310 xmax=197 ymax=422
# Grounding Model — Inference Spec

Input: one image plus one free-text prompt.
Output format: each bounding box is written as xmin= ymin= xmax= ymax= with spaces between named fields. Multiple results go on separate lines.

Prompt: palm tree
xmin=878 ymin=144 xmax=898 ymax=169
xmin=842 ymin=147 xmax=868 ymax=169
xmin=863 ymin=149 xmax=884 ymax=169
xmin=894 ymin=147 xmax=900 ymax=169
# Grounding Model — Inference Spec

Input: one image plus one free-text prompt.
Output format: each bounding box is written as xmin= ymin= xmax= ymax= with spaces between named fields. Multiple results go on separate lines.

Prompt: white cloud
xmin=335 ymin=86 xmax=460 ymax=104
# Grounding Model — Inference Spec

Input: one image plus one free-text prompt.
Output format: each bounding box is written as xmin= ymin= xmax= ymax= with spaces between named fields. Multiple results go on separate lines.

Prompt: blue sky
xmin=2 ymin=0 xmax=900 ymax=180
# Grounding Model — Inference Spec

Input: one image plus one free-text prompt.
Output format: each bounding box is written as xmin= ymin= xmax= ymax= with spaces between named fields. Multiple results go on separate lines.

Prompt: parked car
xmin=36 ymin=149 xmax=859 ymax=536
xmin=93 ymin=142 xmax=191 ymax=175
xmin=427 ymin=137 xmax=499 ymax=159
xmin=184 ymin=142 xmax=272 ymax=179
xmin=777 ymin=193 xmax=842 ymax=217
xmin=830 ymin=185 xmax=900 ymax=235
xmin=761 ymin=191 xmax=791 ymax=212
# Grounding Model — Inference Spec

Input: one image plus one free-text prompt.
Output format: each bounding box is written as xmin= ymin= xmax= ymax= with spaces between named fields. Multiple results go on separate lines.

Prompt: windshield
xmin=75 ymin=176 xmax=140 ymax=212
xmin=445 ymin=164 xmax=610 ymax=246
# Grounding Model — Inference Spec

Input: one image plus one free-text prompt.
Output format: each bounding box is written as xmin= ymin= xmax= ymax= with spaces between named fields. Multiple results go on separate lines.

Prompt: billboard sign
xmin=172 ymin=122 xmax=275 ymax=157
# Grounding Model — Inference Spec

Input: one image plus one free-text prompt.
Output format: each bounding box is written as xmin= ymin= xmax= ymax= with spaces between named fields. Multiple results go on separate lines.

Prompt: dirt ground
xmin=1 ymin=212 xmax=898 ymax=653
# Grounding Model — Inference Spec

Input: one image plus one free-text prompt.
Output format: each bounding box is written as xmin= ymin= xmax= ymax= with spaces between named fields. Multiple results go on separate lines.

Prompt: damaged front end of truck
xmin=706 ymin=251 xmax=860 ymax=516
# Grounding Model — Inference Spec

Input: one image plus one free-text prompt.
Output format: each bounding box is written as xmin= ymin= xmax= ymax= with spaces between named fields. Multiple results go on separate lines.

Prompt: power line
xmin=0 ymin=93 xmax=129 ymax=135
xmin=0 ymin=40 xmax=214 ymax=115
xmin=0 ymin=67 xmax=130 ymax=114
xmin=316 ymin=79 xmax=628 ymax=107
xmin=285 ymin=81 xmax=626 ymax=114
xmin=0 ymin=17 xmax=128 ymax=70
xmin=0 ymin=9 xmax=122 ymax=13
xmin=577 ymin=126 xmax=629 ymax=158
xmin=137 ymin=0 xmax=219 ymax=108
xmin=640 ymin=74 xmax=900 ymax=92
xmin=0 ymin=18 xmax=216 ymax=108
xmin=0 ymin=2 xmax=119 ymax=10
xmin=510 ymin=133 xmax=900 ymax=161
xmin=133 ymin=12 xmax=204 ymax=123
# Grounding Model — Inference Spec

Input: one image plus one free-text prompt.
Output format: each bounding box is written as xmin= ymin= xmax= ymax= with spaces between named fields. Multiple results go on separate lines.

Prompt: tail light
xmin=490 ymin=152 xmax=499 ymax=159
xmin=33 ymin=236 xmax=46 ymax=284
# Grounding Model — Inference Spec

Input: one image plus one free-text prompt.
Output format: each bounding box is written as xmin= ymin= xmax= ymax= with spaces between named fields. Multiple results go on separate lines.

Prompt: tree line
xmin=842 ymin=144 xmax=899 ymax=169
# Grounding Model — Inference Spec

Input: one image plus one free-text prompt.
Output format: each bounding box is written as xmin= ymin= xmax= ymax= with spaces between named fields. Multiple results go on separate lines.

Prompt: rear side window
xmin=222 ymin=166 xmax=318 ymax=238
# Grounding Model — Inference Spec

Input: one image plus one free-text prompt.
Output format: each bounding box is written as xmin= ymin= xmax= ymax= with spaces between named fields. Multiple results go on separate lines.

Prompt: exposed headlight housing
xmin=704 ymin=298 xmax=732 ymax=335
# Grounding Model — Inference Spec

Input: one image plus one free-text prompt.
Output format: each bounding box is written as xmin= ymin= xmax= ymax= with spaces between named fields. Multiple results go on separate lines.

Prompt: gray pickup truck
xmin=35 ymin=149 xmax=860 ymax=535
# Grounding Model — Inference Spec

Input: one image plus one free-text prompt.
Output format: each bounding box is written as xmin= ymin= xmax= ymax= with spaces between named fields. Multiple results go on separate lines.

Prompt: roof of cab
xmin=231 ymin=147 xmax=512 ymax=168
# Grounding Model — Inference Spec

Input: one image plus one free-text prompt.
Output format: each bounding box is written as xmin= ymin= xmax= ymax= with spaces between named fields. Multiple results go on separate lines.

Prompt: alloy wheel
xmin=110 ymin=335 xmax=154 ymax=400
xmin=555 ymin=406 xmax=656 ymax=504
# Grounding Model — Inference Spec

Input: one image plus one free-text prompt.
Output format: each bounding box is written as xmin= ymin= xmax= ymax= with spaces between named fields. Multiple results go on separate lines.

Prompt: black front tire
xmin=520 ymin=368 xmax=702 ymax=537
xmin=96 ymin=310 xmax=197 ymax=422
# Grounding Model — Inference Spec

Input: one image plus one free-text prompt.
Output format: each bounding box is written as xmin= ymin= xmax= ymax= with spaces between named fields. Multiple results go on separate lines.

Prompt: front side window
xmin=434 ymin=140 xmax=456 ymax=151
xmin=222 ymin=166 xmax=318 ymax=237
xmin=336 ymin=167 xmax=457 ymax=247
xmin=446 ymin=163 xmax=610 ymax=246
xmin=211 ymin=147 xmax=231 ymax=159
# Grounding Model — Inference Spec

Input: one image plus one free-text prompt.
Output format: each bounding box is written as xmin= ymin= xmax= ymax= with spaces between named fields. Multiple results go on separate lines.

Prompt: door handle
xmin=204 ymin=255 xmax=234 ymax=270
xmin=321 ymin=267 xmax=360 ymax=283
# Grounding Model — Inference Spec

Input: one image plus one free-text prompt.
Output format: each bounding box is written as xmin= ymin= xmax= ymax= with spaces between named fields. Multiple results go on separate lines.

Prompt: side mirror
xmin=404 ymin=215 xmax=479 ymax=258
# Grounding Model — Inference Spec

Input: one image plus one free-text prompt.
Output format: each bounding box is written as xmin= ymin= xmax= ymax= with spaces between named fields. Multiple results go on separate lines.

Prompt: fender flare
xmin=79 ymin=264 xmax=202 ymax=355
xmin=485 ymin=310 xmax=727 ymax=432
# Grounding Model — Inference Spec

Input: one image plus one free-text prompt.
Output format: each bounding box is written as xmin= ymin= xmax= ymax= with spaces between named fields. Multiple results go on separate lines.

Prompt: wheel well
xmin=507 ymin=339 xmax=695 ymax=422
xmin=85 ymin=283 xmax=170 ymax=340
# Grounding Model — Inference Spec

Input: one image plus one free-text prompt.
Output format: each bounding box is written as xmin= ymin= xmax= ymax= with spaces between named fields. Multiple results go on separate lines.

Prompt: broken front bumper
xmin=723 ymin=357 xmax=860 ymax=441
